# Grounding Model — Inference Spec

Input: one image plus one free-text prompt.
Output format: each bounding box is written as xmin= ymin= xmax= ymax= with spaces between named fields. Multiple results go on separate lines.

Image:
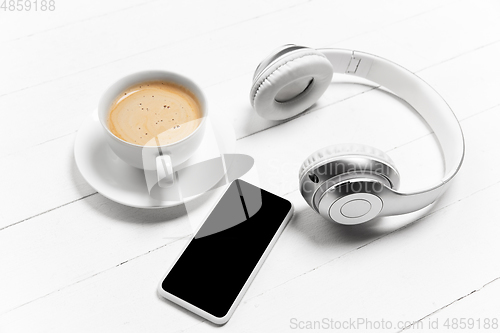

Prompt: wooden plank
xmin=1 ymin=150 xmax=498 ymax=332
xmin=0 ymin=0 xmax=455 ymax=157
xmin=1 ymin=2 xmax=499 ymax=331
xmin=3 ymin=21 xmax=499 ymax=229
xmin=0 ymin=237 xmax=199 ymax=333
xmin=0 ymin=191 xmax=187 ymax=314
xmin=417 ymin=41 xmax=500 ymax=121
xmin=374 ymin=0 xmax=500 ymax=66
xmin=0 ymin=100 xmax=496 ymax=319
xmin=422 ymin=278 xmax=500 ymax=331
xmin=0 ymin=0 xmax=313 ymax=95
xmin=0 ymin=0 xmax=494 ymax=161
xmin=0 ymin=0 xmax=156 ymax=43
xmin=219 ymin=182 xmax=500 ymax=332
xmin=211 ymin=105 xmax=500 ymax=304
xmin=0 ymin=133 xmax=95 ymax=229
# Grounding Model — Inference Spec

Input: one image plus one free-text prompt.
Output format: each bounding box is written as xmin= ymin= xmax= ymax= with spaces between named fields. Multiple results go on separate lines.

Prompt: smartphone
xmin=158 ymin=179 xmax=293 ymax=324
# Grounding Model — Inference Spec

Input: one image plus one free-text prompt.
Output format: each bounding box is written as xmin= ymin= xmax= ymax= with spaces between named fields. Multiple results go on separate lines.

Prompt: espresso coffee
xmin=108 ymin=81 xmax=203 ymax=146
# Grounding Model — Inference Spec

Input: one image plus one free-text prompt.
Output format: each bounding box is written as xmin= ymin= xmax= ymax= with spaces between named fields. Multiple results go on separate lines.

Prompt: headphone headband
xmin=317 ymin=49 xmax=465 ymax=214
xmin=251 ymin=47 xmax=465 ymax=217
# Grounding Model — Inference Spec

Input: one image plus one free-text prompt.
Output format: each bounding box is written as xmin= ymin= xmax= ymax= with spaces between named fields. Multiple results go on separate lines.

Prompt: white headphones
xmin=250 ymin=45 xmax=465 ymax=225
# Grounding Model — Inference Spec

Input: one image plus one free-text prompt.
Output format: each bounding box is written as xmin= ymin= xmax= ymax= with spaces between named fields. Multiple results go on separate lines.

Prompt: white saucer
xmin=74 ymin=110 xmax=236 ymax=208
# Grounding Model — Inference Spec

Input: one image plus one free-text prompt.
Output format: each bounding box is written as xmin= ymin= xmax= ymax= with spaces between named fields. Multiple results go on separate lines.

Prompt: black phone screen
xmin=161 ymin=179 xmax=292 ymax=318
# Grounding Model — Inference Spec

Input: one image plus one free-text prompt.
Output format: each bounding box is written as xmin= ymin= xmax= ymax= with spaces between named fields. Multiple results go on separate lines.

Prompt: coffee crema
xmin=108 ymin=81 xmax=203 ymax=146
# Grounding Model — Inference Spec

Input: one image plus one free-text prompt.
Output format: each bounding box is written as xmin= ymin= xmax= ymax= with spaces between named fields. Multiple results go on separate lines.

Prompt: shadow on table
xmin=69 ymin=152 xmax=214 ymax=228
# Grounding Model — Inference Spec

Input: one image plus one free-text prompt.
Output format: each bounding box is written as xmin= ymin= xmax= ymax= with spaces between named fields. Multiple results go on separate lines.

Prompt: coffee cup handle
xmin=156 ymin=155 xmax=174 ymax=188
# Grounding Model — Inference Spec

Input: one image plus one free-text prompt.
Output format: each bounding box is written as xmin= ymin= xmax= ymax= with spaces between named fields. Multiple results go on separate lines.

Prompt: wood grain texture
xmin=1 ymin=0 xmax=499 ymax=331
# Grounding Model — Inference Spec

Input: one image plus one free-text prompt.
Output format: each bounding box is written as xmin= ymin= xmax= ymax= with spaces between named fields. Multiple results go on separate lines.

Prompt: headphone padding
xmin=251 ymin=49 xmax=333 ymax=120
xmin=299 ymin=143 xmax=397 ymax=181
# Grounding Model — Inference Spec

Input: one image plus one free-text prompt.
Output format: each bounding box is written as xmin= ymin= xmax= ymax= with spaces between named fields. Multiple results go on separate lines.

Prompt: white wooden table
xmin=2 ymin=1 xmax=500 ymax=332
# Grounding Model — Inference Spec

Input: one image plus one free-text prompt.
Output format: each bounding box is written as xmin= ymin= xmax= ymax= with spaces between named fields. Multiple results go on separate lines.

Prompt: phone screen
xmin=161 ymin=179 xmax=292 ymax=319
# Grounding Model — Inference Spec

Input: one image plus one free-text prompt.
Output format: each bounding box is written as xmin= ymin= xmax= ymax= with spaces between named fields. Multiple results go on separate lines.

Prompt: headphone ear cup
xmin=250 ymin=47 xmax=333 ymax=121
xmin=299 ymin=144 xmax=401 ymax=224
xmin=299 ymin=143 xmax=400 ymax=189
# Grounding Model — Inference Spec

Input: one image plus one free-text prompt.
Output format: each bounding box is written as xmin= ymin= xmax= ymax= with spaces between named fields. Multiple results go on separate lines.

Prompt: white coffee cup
xmin=98 ymin=70 xmax=207 ymax=188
